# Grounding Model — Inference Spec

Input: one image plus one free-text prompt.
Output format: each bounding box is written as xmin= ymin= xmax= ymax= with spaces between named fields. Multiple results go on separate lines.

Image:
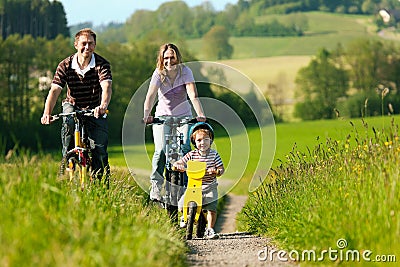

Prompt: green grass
xmin=188 ymin=12 xmax=378 ymax=60
xmin=113 ymin=116 xmax=396 ymax=195
xmin=2 ymin=115 xmax=399 ymax=266
xmin=0 ymin=155 xmax=187 ymax=267
xmin=239 ymin=116 xmax=400 ymax=265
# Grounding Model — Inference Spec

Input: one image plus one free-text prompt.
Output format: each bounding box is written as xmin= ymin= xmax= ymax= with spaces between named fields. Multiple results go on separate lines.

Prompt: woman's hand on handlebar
xmin=143 ymin=115 xmax=154 ymax=124
xmin=196 ymin=116 xmax=206 ymax=122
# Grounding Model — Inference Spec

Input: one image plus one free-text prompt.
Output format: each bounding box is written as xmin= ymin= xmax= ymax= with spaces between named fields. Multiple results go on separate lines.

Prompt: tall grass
xmin=239 ymin=118 xmax=399 ymax=265
xmin=0 ymin=155 xmax=187 ymax=267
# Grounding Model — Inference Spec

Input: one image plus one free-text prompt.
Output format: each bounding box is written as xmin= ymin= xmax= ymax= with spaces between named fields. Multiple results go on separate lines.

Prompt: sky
xmin=60 ymin=0 xmax=237 ymax=26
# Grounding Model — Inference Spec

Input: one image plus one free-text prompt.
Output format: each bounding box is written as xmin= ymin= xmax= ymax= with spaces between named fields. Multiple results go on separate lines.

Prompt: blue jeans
xmin=61 ymin=102 xmax=109 ymax=179
xmin=150 ymin=121 xmax=191 ymax=189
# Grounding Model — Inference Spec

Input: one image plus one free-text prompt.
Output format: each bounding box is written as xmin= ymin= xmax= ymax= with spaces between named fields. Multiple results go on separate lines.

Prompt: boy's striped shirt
xmin=181 ymin=149 xmax=223 ymax=185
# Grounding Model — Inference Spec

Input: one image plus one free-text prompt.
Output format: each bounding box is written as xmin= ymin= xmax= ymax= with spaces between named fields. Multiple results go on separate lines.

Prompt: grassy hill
xmin=188 ymin=12 xmax=378 ymax=59
xmin=187 ymin=12 xmax=384 ymax=121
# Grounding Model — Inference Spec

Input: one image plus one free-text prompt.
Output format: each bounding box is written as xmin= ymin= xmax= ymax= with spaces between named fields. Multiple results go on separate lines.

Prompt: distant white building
xmin=379 ymin=8 xmax=400 ymax=23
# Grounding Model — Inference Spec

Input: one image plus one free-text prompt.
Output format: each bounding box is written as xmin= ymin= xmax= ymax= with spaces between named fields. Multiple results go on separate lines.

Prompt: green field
xmin=111 ymin=115 xmax=397 ymax=195
xmin=188 ymin=12 xmax=379 ymax=60
xmin=239 ymin=115 xmax=400 ymax=265
xmin=1 ymin=115 xmax=399 ymax=266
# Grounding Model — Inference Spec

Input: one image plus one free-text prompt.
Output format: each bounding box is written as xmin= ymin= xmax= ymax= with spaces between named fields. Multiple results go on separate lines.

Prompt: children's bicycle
xmin=52 ymin=109 xmax=107 ymax=190
xmin=148 ymin=116 xmax=198 ymax=220
xmin=178 ymin=160 xmax=208 ymax=240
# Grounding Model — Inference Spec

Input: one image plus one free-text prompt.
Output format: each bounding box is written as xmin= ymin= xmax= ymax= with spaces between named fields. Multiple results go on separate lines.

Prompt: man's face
xmin=163 ymin=49 xmax=177 ymax=71
xmin=74 ymin=34 xmax=95 ymax=59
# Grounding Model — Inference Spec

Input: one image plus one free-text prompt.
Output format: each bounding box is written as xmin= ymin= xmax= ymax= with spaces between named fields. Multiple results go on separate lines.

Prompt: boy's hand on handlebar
xmin=172 ymin=162 xmax=185 ymax=172
xmin=207 ymin=167 xmax=224 ymax=176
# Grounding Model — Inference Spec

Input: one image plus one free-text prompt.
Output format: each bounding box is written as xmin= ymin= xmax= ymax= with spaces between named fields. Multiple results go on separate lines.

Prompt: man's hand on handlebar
xmin=41 ymin=114 xmax=52 ymax=125
xmin=94 ymin=105 xmax=107 ymax=118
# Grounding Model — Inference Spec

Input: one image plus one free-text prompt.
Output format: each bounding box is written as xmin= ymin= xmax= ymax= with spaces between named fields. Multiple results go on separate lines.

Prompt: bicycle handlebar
xmin=51 ymin=109 xmax=108 ymax=122
xmin=171 ymin=165 xmax=221 ymax=175
xmin=146 ymin=116 xmax=199 ymax=126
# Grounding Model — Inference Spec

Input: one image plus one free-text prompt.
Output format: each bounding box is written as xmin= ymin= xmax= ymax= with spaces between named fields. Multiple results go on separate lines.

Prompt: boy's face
xmin=194 ymin=131 xmax=211 ymax=152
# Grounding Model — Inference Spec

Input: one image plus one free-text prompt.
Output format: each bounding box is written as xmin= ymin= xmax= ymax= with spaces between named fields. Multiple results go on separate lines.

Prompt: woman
xmin=143 ymin=43 xmax=206 ymax=201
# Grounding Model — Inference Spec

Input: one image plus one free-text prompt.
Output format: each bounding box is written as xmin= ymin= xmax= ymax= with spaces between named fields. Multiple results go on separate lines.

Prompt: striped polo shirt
xmin=52 ymin=53 xmax=112 ymax=109
xmin=180 ymin=149 xmax=224 ymax=186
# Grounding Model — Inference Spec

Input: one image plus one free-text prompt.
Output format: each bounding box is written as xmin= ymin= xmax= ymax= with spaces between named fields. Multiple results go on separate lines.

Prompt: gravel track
xmin=186 ymin=194 xmax=296 ymax=267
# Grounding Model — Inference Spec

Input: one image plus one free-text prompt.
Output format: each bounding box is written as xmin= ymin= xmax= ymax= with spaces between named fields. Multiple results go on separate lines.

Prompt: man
xmin=41 ymin=28 xmax=112 ymax=182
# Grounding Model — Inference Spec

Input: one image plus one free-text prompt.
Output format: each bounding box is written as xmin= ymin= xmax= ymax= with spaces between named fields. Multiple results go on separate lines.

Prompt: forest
xmin=2 ymin=0 xmax=400 ymax=152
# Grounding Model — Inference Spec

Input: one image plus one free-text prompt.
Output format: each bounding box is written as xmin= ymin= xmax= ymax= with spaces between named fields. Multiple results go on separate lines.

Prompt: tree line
xmin=0 ymin=0 xmax=69 ymax=40
xmin=0 ymin=34 xmax=265 ymax=153
xmin=99 ymin=0 xmax=399 ymax=43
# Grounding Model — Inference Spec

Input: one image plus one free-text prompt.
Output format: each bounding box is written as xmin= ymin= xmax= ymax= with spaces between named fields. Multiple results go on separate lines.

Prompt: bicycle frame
xmin=183 ymin=160 xmax=207 ymax=239
xmin=53 ymin=109 xmax=96 ymax=190
xmin=150 ymin=116 xmax=197 ymax=217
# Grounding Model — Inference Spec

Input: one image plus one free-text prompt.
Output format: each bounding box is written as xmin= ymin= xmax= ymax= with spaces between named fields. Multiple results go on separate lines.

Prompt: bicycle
xmin=52 ymin=109 xmax=108 ymax=190
xmin=147 ymin=116 xmax=198 ymax=220
xmin=176 ymin=160 xmax=209 ymax=240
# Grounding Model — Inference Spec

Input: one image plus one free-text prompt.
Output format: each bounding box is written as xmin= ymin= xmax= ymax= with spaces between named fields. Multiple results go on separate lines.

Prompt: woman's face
xmin=163 ymin=49 xmax=177 ymax=71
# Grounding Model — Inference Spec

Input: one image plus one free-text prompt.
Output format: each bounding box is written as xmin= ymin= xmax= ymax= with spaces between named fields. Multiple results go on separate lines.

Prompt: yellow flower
xmin=385 ymin=141 xmax=389 ymax=146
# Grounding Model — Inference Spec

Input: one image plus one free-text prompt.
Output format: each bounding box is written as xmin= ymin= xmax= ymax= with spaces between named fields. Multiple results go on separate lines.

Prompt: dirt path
xmin=186 ymin=194 xmax=296 ymax=266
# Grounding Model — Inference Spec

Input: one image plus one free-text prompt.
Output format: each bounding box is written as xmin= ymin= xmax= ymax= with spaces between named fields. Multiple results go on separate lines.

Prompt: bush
xmin=343 ymin=91 xmax=400 ymax=118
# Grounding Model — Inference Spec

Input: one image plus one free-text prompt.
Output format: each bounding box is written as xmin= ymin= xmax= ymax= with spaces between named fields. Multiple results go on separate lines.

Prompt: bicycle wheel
xmin=186 ymin=201 xmax=197 ymax=240
xmin=196 ymin=210 xmax=207 ymax=238
xmin=166 ymin=170 xmax=182 ymax=222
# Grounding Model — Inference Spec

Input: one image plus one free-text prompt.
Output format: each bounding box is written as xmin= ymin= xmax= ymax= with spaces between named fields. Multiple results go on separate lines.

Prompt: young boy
xmin=173 ymin=122 xmax=225 ymax=239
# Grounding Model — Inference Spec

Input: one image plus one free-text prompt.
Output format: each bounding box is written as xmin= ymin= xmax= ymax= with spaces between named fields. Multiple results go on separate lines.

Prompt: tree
xmin=191 ymin=3 xmax=216 ymax=38
xmin=294 ymin=48 xmax=349 ymax=120
xmin=203 ymin=26 xmax=233 ymax=60
xmin=345 ymin=39 xmax=389 ymax=93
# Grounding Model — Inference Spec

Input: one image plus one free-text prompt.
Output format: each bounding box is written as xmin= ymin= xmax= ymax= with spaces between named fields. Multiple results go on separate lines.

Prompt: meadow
xmin=239 ymin=115 xmax=400 ymax=265
xmin=1 ymin=115 xmax=399 ymax=266
xmin=0 ymin=156 xmax=187 ymax=267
